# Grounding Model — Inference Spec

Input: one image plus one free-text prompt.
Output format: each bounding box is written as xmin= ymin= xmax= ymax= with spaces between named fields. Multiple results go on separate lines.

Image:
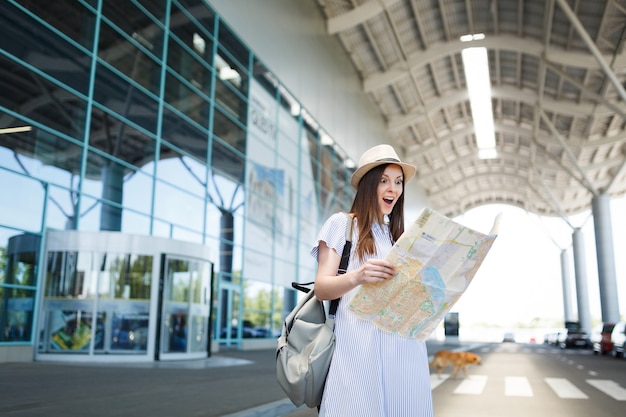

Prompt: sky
xmin=439 ymin=197 xmax=626 ymax=334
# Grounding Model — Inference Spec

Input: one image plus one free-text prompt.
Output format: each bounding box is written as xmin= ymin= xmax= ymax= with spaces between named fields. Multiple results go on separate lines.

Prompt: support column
xmin=591 ymin=194 xmax=621 ymax=323
xmin=560 ymin=248 xmax=575 ymax=323
xmin=572 ymin=228 xmax=592 ymax=333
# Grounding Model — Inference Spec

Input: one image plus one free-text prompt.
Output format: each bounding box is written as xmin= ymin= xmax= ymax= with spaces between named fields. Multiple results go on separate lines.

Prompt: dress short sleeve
xmin=310 ymin=212 xmax=350 ymax=262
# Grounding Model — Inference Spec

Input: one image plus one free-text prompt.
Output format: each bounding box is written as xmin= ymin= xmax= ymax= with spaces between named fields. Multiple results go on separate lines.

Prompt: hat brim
xmin=350 ymin=161 xmax=416 ymax=189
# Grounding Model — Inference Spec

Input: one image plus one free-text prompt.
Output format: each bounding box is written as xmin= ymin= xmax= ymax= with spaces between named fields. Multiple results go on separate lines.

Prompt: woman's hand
xmin=353 ymin=259 xmax=396 ymax=285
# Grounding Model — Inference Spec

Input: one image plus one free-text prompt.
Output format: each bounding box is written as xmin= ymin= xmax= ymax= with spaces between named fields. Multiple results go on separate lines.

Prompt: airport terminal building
xmin=1 ymin=0 xmax=431 ymax=362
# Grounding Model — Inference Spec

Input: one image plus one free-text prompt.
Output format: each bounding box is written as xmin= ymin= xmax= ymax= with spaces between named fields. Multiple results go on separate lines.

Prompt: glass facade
xmin=0 ymin=0 xmax=355 ymax=354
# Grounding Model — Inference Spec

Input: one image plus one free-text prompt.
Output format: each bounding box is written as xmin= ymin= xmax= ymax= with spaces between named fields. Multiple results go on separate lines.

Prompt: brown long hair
xmin=349 ymin=164 xmax=406 ymax=262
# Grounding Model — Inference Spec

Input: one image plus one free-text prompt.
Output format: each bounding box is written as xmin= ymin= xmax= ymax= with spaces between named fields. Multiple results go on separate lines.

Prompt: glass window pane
xmin=93 ymin=63 xmax=159 ymax=133
xmin=46 ymin=309 xmax=102 ymax=352
xmin=84 ymin=151 xmax=155 ymax=230
xmin=0 ymin=5 xmax=93 ymax=93
xmin=45 ymin=251 xmax=93 ymax=298
xmin=6 ymin=233 xmax=40 ymax=286
xmin=13 ymin=0 xmax=96 ymax=49
xmin=157 ymin=144 xmax=207 ymax=196
xmin=161 ymin=109 xmax=209 ymax=163
xmin=0 ymin=287 xmax=35 ymax=342
xmin=217 ymin=24 xmax=249 ymax=79
xmin=0 ymin=80 xmax=86 ymax=144
xmin=0 ymin=169 xmax=44 ymax=233
xmin=88 ymin=110 xmax=156 ymax=171
xmin=164 ymin=71 xmax=210 ymax=126
xmin=102 ymin=1 xmax=166 ymax=57
xmin=109 ymin=312 xmax=149 ymax=352
xmin=215 ymin=76 xmax=246 ymax=120
xmin=98 ymin=253 xmax=152 ymax=300
xmin=167 ymin=9 xmax=214 ymax=83
xmin=167 ymin=259 xmax=190 ymax=302
xmin=188 ymin=314 xmax=207 ymax=352
xmin=98 ymin=20 xmax=163 ymax=94
xmin=153 ymin=180 xmax=204 ymax=232
xmin=243 ymin=281 xmax=272 ymax=337
xmin=174 ymin=0 xmax=216 ymax=38
xmin=213 ymin=104 xmax=246 ymax=156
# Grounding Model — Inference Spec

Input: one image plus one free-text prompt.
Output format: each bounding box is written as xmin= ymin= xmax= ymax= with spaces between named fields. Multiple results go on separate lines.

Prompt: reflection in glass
xmin=166 ymin=312 xmax=188 ymax=352
xmin=0 ymin=4 xmax=93 ymax=94
xmin=15 ymin=0 xmax=96 ymax=50
xmin=101 ymin=1 xmax=165 ymax=61
xmin=213 ymin=108 xmax=246 ymax=154
xmin=98 ymin=253 xmax=152 ymax=300
xmin=162 ymin=256 xmax=211 ymax=354
xmin=47 ymin=310 xmax=103 ymax=352
xmin=0 ymin=287 xmax=35 ymax=342
xmin=110 ymin=312 xmax=149 ymax=351
xmin=160 ymin=110 xmax=210 ymax=167
xmin=189 ymin=314 xmax=207 ymax=352
xmin=93 ymin=63 xmax=159 ymax=133
xmin=98 ymin=20 xmax=162 ymax=96
xmin=211 ymin=138 xmax=245 ymax=184
xmin=153 ymin=179 xmax=204 ymax=232
xmin=88 ymin=111 xmax=157 ymax=172
xmin=46 ymin=251 xmax=93 ymax=298
xmin=85 ymin=150 xmax=155 ymax=232
xmin=243 ymin=280 xmax=274 ymax=338
xmin=156 ymin=143 xmax=207 ymax=197
xmin=163 ymin=72 xmax=210 ymax=126
xmin=0 ymin=170 xmax=44 ymax=233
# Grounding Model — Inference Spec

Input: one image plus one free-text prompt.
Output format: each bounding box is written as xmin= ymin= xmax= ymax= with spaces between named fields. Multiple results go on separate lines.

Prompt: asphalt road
xmin=288 ymin=342 xmax=626 ymax=417
xmin=431 ymin=342 xmax=626 ymax=417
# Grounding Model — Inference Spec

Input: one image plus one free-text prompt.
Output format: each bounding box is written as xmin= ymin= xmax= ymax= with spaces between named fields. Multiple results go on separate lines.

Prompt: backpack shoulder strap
xmin=329 ymin=213 xmax=354 ymax=316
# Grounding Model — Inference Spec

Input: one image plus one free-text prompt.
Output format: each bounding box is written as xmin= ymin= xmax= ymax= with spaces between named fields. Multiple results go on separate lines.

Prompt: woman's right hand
xmin=352 ymin=259 xmax=396 ymax=285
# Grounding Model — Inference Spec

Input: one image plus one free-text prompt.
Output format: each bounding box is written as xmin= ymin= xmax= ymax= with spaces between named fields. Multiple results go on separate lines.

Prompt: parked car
xmin=558 ymin=329 xmax=591 ymax=349
xmin=547 ymin=330 xmax=567 ymax=346
xmin=610 ymin=321 xmax=626 ymax=358
xmin=591 ymin=322 xmax=615 ymax=355
xmin=502 ymin=332 xmax=516 ymax=343
xmin=220 ymin=320 xmax=260 ymax=339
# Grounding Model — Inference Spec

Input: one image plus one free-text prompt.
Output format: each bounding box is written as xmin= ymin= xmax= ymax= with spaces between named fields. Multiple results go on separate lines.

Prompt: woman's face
xmin=377 ymin=164 xmax=404 ymax=216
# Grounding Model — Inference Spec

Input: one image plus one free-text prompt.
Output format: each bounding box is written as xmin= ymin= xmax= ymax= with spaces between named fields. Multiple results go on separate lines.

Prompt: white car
xmin=611 ymin=321 xmax=626 ymax=358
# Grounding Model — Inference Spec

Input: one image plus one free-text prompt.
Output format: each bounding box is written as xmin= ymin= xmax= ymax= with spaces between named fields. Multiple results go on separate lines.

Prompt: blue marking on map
xmin=422 ymin=266 xmax=446 ymax=307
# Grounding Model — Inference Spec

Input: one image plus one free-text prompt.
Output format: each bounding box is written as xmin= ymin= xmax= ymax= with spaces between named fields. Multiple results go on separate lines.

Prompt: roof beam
xmin=555 ymin=0 xmax=626 ymax=105
xmin=387 ymin=85 xmax=626 ymax=132
xmin=363 ymin=36 xmax=626 ymax=92
xmin=326 ymin=0 xmax=401 ymax=35
xmin=539 ymin=110 xmax=599 ymax=197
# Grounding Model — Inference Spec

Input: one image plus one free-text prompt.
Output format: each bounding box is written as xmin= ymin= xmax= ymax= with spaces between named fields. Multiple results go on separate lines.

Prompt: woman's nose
xmin=390 ymin=182 xmax=402 ymax=192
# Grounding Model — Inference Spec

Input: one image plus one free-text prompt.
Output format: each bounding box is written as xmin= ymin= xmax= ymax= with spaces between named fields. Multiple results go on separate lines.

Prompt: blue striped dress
xmin=311 ymin=212 xmax=434 ymax=417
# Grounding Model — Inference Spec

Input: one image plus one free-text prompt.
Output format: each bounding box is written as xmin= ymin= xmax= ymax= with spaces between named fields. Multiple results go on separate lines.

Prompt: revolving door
xmin=36 ymin=230 xmax=213 ymax=362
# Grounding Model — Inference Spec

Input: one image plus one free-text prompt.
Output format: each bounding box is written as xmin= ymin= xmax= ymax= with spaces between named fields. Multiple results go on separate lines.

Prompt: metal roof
xmin=313 ymin=0 xmax=626 ymax=218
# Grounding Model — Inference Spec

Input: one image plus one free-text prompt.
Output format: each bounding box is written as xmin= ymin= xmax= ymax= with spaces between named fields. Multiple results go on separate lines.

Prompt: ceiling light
xmin=462 ymin=45 xmax=497 ymax=159
xmin=478 ymin=148 xmax=497 ymax=159
xmin=0 ymin=126 xmax=32 ymax=135
xmin=460 ymin=33 xmax=485 ymax=42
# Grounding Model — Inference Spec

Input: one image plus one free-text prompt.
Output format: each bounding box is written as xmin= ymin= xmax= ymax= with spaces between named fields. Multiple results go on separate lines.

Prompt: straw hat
xmin=350 ymin=144 xmax=416 ymax=189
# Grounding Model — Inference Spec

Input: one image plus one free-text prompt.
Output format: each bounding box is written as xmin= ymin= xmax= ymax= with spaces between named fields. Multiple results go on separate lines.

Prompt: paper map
xmin=348 ymin=207 xmax=499 ymax=340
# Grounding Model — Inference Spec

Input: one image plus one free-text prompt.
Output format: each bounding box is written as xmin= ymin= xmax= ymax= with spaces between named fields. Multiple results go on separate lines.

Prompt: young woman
xmin=311 ymin=144 xmax=434 ymax=417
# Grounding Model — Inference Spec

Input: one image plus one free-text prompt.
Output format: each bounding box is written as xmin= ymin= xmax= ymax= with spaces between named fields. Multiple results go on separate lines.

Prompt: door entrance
xmin=158 ymin=255 xmax=213 ymax=360
xmin=217 ymin=280 xmax=241 ymax=345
